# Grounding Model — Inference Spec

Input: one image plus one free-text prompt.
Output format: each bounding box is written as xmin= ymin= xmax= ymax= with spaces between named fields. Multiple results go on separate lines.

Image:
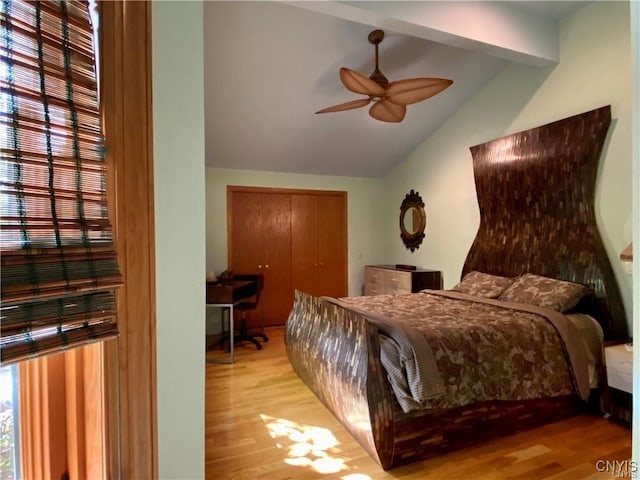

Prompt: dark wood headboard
xmin=462 ymin=106 xmax=628 ymax=340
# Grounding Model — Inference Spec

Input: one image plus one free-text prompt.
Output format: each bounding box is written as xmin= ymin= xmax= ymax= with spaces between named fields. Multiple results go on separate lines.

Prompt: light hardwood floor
xmin=206 ymin=327 xmax=631 ymax=479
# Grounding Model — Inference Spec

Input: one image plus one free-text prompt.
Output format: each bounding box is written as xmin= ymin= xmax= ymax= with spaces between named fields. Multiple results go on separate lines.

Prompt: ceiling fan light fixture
xmin=316 ymin=29 xmax=453 ymax=123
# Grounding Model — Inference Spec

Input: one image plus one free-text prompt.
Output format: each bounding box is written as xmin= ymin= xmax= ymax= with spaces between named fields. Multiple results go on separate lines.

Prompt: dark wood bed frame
xmin=285 ymin=105 xmax=628 ymax=470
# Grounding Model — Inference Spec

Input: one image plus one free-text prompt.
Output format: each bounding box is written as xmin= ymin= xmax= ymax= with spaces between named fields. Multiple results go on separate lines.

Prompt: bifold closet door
xmin=228 ymin=190 xmax=292 ymax=327
xmin=291 ymin=192 xmax=347 ymax=298
xmin=290 ymin=194 xmax=318 ymax=296
xmin=316 ymin=194 xmax=347 ymax=298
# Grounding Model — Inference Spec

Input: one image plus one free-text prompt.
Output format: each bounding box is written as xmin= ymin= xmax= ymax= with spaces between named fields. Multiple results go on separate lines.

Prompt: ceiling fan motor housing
xmin=368 ymin=29 xmax=389 ymax=89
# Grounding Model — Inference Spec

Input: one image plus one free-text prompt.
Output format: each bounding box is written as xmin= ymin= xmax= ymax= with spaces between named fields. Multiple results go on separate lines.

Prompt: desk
xmin=206 ymin=280 xmax=257 ymax=364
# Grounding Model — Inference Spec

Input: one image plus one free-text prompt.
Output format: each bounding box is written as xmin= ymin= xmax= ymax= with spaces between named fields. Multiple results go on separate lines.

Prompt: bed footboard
xmin=285 ymin=291 xmax=587 ymax=470
xmin=284 ymin=291 xmax=395 ymax=469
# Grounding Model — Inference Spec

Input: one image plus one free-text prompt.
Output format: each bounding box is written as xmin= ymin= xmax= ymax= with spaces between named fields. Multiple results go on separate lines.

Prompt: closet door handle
xmin=264 ymin=264 xmax=269 ymax=269
xmin=258 ymin=265 xmax=262 ymax=269
xmin=319 ymin=262 xmax=325 ymax=267
xmin=313 ymin=263 xmax=318 ymax=267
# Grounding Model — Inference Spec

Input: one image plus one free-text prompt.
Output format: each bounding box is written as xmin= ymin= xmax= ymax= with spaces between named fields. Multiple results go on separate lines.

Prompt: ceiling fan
xmin=316 ymin=29 xmax=453 ymax=123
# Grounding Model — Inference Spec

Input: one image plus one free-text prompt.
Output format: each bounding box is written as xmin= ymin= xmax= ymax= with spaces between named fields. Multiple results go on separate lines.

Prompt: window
xmin=0 ymin=365 xmax=19 ymax=480
xmin=1 ymin=1 xmax=121 ymax=477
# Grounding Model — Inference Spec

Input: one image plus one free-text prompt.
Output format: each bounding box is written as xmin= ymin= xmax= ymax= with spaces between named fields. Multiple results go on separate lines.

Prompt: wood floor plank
xmin=206 ymin=327 xmax=631 ymax=479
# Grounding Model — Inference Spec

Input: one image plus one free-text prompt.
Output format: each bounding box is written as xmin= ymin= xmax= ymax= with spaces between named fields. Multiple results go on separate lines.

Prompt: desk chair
xmin=233 ymin=273 xmax=268 ymax=350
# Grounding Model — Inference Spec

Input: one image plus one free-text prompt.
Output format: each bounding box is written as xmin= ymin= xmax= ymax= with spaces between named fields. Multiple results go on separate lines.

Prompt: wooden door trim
xmin=227 ymin=185 xmax=347 ymax=197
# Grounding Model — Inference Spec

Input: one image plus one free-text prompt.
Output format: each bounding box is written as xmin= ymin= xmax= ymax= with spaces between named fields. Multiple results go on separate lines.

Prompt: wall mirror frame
xmin=399 ymin=189 xmax=426 ymax=252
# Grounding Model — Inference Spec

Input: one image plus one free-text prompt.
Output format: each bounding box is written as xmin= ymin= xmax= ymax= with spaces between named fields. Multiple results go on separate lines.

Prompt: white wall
xmin=630 ymin=0 xmax=639 ymax=469
xmin=384 ymin=1 xmax=634 ymax=332
xmin=206 ymin=167 xmax=386 ymax=296
xmin=153 ymin=2 xmax=205 ymax=479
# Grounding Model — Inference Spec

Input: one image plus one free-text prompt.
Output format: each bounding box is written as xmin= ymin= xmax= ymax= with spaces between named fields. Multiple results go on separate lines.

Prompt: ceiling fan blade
xmin=369 ymin=99 xmax=406 ymax=123
xmin=385 ymin=78 xmax=453 ymax=105
xmin=339 ymin=67 xmax=386 ymax=96
xmin=315 ymin=98 xmax=371 ymax=114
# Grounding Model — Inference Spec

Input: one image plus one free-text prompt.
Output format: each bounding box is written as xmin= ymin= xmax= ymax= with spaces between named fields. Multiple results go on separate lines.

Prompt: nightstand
xmin=601 ymin=341 xmax=632 ymax=425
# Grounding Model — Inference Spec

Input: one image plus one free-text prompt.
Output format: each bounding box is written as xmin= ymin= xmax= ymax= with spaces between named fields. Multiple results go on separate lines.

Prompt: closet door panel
xmin=228 ymin=191 xmax=263 ymax=329
xmin=229 ymin=191 xmax=262 ymax=273
xmin=317 ymin=194 xmax=348 ymax=298
xmin=291 ymin=195 xmax=318 ymax=296
xmin=260 ymin=193 xmax=292 ymax=326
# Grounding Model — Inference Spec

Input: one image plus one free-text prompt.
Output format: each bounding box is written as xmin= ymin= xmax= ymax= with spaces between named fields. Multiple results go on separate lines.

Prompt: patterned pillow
xmin=451 ymin=271 xmax=515 ymax=299
xmin=497 ymin=273 xmax=591 ymax=312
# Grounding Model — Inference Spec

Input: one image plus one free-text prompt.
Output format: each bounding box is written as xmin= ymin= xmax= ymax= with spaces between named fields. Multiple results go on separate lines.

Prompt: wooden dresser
xmin=364 ymin=265 xmax=442 ymax=296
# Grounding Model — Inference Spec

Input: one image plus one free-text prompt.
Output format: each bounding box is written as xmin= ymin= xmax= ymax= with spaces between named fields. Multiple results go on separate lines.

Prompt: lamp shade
xmin=620 ymin=243 xmax=633 ymax=262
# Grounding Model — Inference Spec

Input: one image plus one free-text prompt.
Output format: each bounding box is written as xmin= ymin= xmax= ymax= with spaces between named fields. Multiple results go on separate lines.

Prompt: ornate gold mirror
xmin=399 ymin=189 xmax=426 ymax=252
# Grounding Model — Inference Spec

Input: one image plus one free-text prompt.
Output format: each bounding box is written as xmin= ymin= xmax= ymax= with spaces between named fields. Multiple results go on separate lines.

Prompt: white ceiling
xmin=204 ymin=1 xmax=589 ymax=178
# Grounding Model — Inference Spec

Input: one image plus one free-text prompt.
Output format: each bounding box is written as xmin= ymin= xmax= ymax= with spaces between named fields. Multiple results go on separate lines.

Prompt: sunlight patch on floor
xmin=260 ymin=413 xmax=372 ymax=477
xmin=505 ymin=444 xmax=551 ymax=463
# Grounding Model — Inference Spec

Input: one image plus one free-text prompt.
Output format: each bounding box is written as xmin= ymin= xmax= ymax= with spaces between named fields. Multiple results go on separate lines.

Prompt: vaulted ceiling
xmin=204 ymin=1 xmax=589 ymax=178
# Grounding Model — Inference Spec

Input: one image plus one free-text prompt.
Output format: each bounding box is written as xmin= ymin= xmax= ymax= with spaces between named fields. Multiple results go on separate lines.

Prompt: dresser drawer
xmin=364 ymin=265 xmax=442 ymax=296
xmin=365 ymin=267 xmax=383 ymax=285
xmin=364 ymin=285 xmax=382 ymax=296
xmin=385 ymin=271 xmax=412 ymax=292
xmin=364 ymin=267 xmax=382 ymax=295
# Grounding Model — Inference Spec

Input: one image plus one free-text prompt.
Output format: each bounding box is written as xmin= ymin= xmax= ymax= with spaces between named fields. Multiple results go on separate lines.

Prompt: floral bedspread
xmin=335 ymin=290 xmax=590 ymax=412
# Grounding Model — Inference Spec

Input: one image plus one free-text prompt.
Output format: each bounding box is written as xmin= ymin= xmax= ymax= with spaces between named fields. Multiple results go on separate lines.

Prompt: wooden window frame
xmin=99 ymin=2 xmax=157 ymax=478
xmin=18 ymin=343 xmax=106 ymax=479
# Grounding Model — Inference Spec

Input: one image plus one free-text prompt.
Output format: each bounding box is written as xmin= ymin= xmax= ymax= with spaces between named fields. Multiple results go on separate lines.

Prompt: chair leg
xmin=238 ymin=312 xmax=263 ymax=350
xmin=248 ymin=337 xmax=262 ymax=350
xmin=239 ymin=313 xmax=249 ymax=339
xmin=256 ymin=331 xmax=269 ymax=342
xmin=252 ymin=312 xmax=268 ymax=342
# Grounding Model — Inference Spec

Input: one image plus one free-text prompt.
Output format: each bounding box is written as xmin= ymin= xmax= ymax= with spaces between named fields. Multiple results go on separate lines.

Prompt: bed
xmin=284 ymin=105 xmax=629 ymax=470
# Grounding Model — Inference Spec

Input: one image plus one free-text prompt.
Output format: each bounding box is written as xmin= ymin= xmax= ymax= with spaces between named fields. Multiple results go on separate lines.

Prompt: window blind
xmin=1 ymin=0 xmax=122 ymax=364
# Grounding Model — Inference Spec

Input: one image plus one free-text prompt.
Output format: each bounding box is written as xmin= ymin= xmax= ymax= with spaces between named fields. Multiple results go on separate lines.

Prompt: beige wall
xmin=383 ymin=1 xmax=634 ymax=332
xmin=629 ymin=0 xmax=639 ymax=463
xmin=153 ymin=2 xmax=205 ymax=479
xmin=206 ymin=167 xmax=385 ymax=296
